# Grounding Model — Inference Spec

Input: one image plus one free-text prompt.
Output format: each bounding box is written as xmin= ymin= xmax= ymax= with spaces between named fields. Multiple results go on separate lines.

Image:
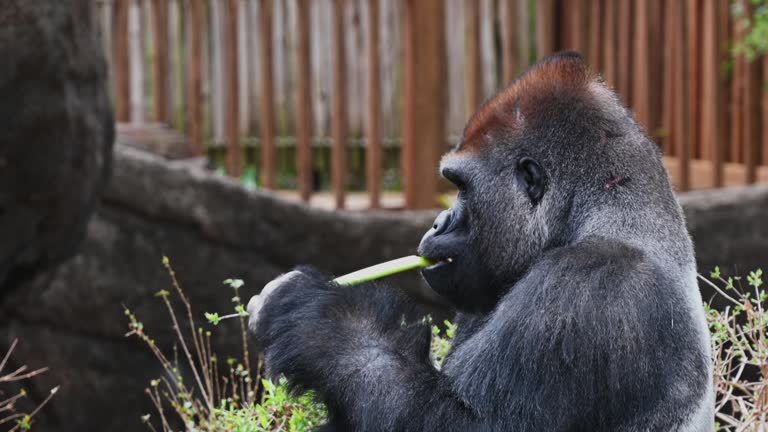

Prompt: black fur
xmin=250 ymin=52 xmax=713 ymax=431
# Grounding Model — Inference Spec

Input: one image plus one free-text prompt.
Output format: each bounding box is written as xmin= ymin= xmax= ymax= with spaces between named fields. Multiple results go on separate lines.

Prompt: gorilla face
xmin=418 ymin=147 xmax=551 ymax=313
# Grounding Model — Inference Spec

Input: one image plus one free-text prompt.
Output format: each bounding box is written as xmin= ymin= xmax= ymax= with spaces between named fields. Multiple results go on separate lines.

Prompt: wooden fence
xmin=95 ymin=0 xmax=768 ymax=210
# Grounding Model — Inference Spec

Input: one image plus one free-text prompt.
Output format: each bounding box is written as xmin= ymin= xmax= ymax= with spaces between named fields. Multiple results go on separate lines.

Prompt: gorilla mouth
xmin=426 ymin=257 xmax=454 ymax=270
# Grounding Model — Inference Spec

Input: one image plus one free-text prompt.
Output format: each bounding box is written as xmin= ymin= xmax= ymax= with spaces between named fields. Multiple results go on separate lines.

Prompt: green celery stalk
xmin=333 ymin=255 xmax=433 ymax=286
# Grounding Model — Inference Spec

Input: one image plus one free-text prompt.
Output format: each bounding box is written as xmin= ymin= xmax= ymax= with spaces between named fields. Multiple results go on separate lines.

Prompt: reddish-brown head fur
xmin=458 ymin=51 xmax=597 ymax=153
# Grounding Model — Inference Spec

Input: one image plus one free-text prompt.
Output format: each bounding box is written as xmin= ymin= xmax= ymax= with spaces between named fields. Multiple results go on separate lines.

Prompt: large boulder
xmin=0 ymin=0 xmax=114 ymax=290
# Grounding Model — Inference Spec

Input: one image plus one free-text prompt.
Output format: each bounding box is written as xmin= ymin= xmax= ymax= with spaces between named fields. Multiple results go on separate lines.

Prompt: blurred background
xmin=100 ymin=0 xmax=765 ymax=210
xmin=1 ymin=0 xmax=768 ymax=431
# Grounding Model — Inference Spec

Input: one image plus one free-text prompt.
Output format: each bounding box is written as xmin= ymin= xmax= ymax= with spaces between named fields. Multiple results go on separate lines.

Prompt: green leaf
xmin=235 ymin=304 xmax=248 ymax=316
xmin=748 ymin=269 xmax=764 ymax=289
xmin=205 ymin=312 xmax=221 ymax=325
xmin=223 ymin=278 xmax=245 ymax=290
xmin=710 ymin=266 xmax=721 ymax=279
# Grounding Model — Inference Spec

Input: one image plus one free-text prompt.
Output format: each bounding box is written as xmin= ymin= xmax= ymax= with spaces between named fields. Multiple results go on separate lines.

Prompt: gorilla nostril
xmin=432 ymin=210 xmax=453 ymax=235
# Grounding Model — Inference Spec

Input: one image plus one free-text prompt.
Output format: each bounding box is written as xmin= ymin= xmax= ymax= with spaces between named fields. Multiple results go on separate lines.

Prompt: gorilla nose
xmin=432 ymin=210 xmax=453 ymax=236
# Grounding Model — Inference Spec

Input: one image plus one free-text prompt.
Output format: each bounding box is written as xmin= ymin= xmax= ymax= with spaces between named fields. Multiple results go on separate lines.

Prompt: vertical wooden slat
xmin=535 ymin=0 xmax=555 ymax=59
xmin=685 ymin=0 xmax=701 ymax=159
xmin=259 ymin=0 xmax=277 ymax=188
xmin=224 ymin=0 xmax=241 ymax=177
xmin=561 ymin=0 xmax=574 ymax=50
xmin=465 ymin=0 xmax=481 ymax=115
xmin=562 ymin=0 xmax=585 ymax=52
xmin=402 ymin=0 xmax=445 ymax=209
xmin=517 ymin=0 xmax=530 ymax=69
xmin=211 ymin=1 xmax=225 ymax=144
xmin=129 ymin=0 xmax=145 ymax=123
xmin=237 ymin=0 xmax=250 ymax=136
xmin=702 ymin=0 xmax=723 ymax=186
xmin=719 ymin=0 xmax=732 ymax=157
xmin=113 ymin=0 xmax=131 ymax=122
xmin=648 ymin=0 xmax=664 ymax=139
xmin=672 ymin=0 xmax=690 ymax=191
xmin=588 ymin=0 xmax=602 ymax=70
xmin=164 ymin=0 xmax=175 ymax=128
xmin=730 ymin=2 xmax=745 ymax=164
xmin=763 ymin=55 xmax=768 ymax=166
xmin=152 ymin=0 xmax=169 ymax=123
xmin=602 ymin=0 xmax=616 ymax=87
xmin=187 ymin=0 xmax=203 ymax=156
xmin=743 ymin=47 xmax=760 ymax=183
xmin=296 ymin=0 xmax=313 ymax=201
xmin=616 ymin=0 xmax=631 ymax=104
xmin=502 ymin=0 xmax=517 ymax=85
xmin=632 ymin=0 xmax=650 ymax=129
xmin=660 ymin=0 xmax=675 ymax=155
xmin=246 ymin=1 xmax=260 ymax=135
xmin=332 ymin=0 xmax=347 ymax=209
xmin=571 ymin=0 xmax=587 ymax=54
xmin=367 ymin=0 xmax=382 ymax=208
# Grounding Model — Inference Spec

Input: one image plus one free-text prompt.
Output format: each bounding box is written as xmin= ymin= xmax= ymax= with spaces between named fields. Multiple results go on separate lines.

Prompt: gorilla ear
xmin=517 ymin=157 xmax=547 ymax=205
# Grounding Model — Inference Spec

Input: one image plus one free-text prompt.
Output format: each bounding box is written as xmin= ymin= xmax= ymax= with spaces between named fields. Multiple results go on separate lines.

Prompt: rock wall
xmin=682 ymin=186 xmax=768 ymax=303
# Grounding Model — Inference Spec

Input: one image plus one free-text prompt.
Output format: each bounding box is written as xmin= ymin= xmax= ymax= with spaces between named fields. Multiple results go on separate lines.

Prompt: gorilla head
xmin=419 ymin=51 xmax=680 ymax=314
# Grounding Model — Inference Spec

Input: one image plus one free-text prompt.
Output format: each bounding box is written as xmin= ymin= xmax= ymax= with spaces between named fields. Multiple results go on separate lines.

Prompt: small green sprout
xmin=747 ymin=269 xmax=763 ymax=289
xmin=711 ymin=266 xmax=721 ymax=280
xmin=235 ymin=304 xmax=247 ymax=316
xmin=205 ymin=312 xmax=221 ymax=325
xmin=223 ymin=278 xmax=244 ymax=290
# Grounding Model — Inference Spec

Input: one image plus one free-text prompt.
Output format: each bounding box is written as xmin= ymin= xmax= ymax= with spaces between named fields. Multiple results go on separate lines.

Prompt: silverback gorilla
xmin=248 ymin=52 xmax=713 ymax=431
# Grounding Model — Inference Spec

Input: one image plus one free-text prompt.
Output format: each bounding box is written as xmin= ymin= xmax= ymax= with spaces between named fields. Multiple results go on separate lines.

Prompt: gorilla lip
xmin=425 ymin=257 xmax=453 ymax=270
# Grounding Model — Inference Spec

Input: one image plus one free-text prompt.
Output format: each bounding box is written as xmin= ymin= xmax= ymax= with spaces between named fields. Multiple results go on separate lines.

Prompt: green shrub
xmin=703 ymin=267 xmax=768 ymax=431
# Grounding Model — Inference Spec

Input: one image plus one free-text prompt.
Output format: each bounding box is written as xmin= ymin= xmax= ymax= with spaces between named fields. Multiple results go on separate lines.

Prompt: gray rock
xmin=681 ymin=185 xmax=768 ymax=305
xmin=0 ymin=0 xmax=114 ymax=290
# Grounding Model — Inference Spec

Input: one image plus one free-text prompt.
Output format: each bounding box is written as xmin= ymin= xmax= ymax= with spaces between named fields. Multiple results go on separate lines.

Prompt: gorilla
xmin=248 ymin=52 xmax=713 ymax=431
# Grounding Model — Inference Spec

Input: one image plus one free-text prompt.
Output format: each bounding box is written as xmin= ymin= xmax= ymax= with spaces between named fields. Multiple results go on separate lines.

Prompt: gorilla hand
xmin=247 ymin=269 xmax=306 ymax=335
xmin=246 ymin=267 xmax=333 ymax=383
xmin=247 ymin=267 xmax=433 ymax=400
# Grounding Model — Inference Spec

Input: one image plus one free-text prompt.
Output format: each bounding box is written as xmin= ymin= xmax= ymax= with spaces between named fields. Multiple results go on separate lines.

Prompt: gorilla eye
xmin=517 ymin=157 xmax=547 ymax=205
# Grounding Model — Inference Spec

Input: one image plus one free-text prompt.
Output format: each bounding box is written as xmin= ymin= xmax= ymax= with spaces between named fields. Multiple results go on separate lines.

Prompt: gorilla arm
xmin=249 ymin=267 xmax=482 ymax=431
